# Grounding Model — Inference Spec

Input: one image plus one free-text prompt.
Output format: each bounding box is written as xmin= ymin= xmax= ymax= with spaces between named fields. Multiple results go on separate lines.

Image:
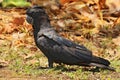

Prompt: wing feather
xmin=42 ymin=32 xmax=92 ymax=57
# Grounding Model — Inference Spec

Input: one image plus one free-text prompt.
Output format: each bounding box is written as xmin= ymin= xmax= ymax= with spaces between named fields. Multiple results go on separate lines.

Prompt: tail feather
xmin=92 ymin=56 xmax=110 ymax=66
xmin=90 ymin=56 xmax=115 ymax=71
xmin=89 ymin=63 xmax=115 ymax=71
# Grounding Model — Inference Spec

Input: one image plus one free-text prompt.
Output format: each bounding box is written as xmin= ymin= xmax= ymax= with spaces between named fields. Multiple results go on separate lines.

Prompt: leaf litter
xmin=0 ymin=0 xmax=120 ymax=79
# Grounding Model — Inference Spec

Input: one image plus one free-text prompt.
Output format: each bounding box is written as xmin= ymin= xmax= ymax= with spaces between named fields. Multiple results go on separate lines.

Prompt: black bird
xmin=26 ymin=6 xmax=115 ymax=70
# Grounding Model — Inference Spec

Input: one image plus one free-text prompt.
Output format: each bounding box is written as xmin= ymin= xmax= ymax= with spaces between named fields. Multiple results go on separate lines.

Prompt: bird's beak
xmin=26 ymin=15 xmax=33 ymax=25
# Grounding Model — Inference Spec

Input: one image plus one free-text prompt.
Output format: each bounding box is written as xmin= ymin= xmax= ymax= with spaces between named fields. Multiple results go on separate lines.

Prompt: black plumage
xmin=26 ymin=6 xmax=115 ymax=70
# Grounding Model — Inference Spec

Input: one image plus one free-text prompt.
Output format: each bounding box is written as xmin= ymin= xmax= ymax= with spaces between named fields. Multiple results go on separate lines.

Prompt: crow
xmin=26 ymin=6 xmax=115 ymax=71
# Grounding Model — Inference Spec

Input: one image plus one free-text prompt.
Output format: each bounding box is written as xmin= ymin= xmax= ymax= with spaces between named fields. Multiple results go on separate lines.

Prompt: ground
xmin=0 ymin=0 xmax=120 ymax=80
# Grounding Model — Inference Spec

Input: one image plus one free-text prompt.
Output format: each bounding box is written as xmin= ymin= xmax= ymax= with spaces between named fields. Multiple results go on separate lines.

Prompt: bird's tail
xmin=89 ymin=56 xmax=115 ymax=71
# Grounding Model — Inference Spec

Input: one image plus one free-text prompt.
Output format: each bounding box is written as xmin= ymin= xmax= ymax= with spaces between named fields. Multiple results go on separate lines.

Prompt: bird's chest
xmin=37 ymin=37 xmax=48 ymax=46
xmin=37 ymin=36 xmax=59 ymax=58
xmin=37 ymin=36 xmax=56 ymax=50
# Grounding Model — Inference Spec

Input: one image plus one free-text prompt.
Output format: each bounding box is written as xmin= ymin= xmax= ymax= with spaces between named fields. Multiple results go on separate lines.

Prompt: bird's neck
xmin=33 ymin=17 xmax=51 ymax=31
xmin=33 ymin=17 xmax=51 ymax=44
xmin=40 ymin=20 xmax=51 ymax=30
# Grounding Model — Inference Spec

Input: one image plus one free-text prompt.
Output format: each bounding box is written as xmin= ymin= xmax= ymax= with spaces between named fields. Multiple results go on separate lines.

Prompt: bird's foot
xmin=90 ymin=67 xmax=100 ymax=72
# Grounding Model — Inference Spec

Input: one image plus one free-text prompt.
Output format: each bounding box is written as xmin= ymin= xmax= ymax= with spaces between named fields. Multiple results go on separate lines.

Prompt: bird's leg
xmin=48 ymin=59 xmax=53 ymax=68
xmin=92 ymin=67 xmax=100 ymax=72
xmin=59 ymin=63 xmax=62 ymax=65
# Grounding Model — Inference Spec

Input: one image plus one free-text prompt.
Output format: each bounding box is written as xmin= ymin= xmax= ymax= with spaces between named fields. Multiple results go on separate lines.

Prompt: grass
xmin=0 ymin=3 xmax=120 ymax=79
xmin=0 ymin=38 xmax=120 ymax=80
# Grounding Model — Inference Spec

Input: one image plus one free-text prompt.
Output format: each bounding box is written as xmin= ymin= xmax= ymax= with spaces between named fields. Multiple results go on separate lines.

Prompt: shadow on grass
xmin=37 ymin=65 xmax=77 ymax=72
xmin=37 ymin=65 xmax=101 ymax=72
xmin=54 ymin=65 xmax=77 ymax=72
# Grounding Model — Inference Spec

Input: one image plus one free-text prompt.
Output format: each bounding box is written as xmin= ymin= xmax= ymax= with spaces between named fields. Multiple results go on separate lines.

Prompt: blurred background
xmin=0 ymin=0 xmax=120 ymax=80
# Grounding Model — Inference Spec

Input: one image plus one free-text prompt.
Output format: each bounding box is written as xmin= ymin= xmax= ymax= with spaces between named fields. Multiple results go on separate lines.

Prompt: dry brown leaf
xmin=57 ymin=20 xmax=66 ymax=28
xmin=0 ymin=59 xmax=8 ymax=67
xmin=30 ymin=47 xmax=38 ymax=52
xmin=60 ymin=0 xmax=79 ymax=4
xmin=0 ymin=23 xmax=14 ymax=33
xmin=24 ymin=54 xmax=35 ymax=60
xmin=25 ymin=59 xmax=39 ymax=65
xmin=98 ymin=0 xmax=108 ymax=9
xmin=74 ymin=13 xmax=90 ymax=22
xmin=11 ymin=17 xmax=25 ymax=26
xmin=106 ymin=0 xmax=120 ymax=11
xmin=112 ymin=37 xmax=120 ymax=46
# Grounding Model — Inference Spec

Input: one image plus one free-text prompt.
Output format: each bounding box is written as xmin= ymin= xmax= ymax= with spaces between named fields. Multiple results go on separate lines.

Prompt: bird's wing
xmin=42 ymin=32 xmax=92 ymax=58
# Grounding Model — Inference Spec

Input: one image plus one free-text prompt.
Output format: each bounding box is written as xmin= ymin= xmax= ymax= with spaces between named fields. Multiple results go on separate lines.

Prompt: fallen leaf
xmin=112 ymin=37 xmax=120 ymax=46
xmin=0 ymin=59 xmax=8 ymax=68
xmin=98 ymin=0 xmax=108 ymax=9
xmin=11 ymin=17 xmax=25 ymax=26
xmin=60 ymin=0 xmax=79 ymax=4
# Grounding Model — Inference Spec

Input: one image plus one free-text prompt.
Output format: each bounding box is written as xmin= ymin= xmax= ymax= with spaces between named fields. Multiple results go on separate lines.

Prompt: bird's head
xmin=26 ymin=5 xmax=48 ymax=25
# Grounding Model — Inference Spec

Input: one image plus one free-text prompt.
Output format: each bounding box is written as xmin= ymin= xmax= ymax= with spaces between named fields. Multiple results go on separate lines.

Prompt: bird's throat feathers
xmin=33 ymin=16 xmax=51 ymax=31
